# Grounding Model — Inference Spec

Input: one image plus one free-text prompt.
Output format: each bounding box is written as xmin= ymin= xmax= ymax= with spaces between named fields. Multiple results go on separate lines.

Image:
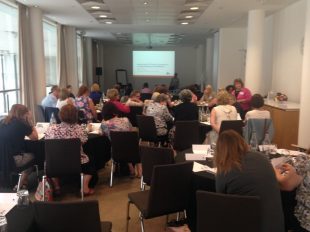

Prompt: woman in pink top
xmin=106 ymin=88 xmax=130 ymax=114
xmin=232 ymin=78 xmax=252 ymax=112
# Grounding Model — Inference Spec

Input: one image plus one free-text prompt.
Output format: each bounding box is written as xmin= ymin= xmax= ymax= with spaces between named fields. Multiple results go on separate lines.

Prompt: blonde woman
xmin=56 ymin=88 xmax=74 ymax=109
xmin=199 ymin=85 xmax=216 ymax=106
xmin=106 ymin=88 xmax=130 ymax=114
xmin=89 ymin=83 xmax=103 ymax=105
xmin=205 ymin=91 xmax=238 ymax=144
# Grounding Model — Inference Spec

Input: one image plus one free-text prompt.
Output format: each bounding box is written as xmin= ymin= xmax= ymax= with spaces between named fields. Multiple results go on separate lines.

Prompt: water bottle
xmin=250 ymin=131 xmax=258 ymax=151
xmin=50 ymin=113 xmax=57 ymax=125
xmin=262 ymin=133 xmax=271 ymax=155
xmin=0 ymin=216 xmax=7 ymax=232
xmin=199 ymin=107 xmax=202 ymax=122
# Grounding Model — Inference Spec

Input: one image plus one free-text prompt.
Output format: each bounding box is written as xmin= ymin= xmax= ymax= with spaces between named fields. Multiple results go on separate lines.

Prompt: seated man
xmin=41 ymin=85 xmax=60 ymax=108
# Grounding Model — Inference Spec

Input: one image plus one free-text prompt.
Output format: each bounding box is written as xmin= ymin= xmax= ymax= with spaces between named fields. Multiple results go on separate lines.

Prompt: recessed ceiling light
xmin=91 ymin=6 xmax=100 ymax=9
xmin=181 ymin=22 xmax=189 ymax=25
xmin=105 ymin=21 xmax=113 ymax=24
xmin=99 ymin=15 xmax=108 ymax=18
xmin=185 ymin=15 xmax=193 ymax=19
xmin=145 ymin=12 xmax=149 ymax=14
xmin=146 ymin=19 xmax=150 ymax=22
xmin=143 ymin=2 xmax=148 ymax=5
xmin=190 ymin=7 xmax=199 ymax=10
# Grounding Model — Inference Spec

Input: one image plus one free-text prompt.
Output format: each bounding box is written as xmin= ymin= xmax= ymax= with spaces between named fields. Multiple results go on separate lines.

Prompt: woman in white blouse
xmin=245 ymin=94 xmax=270 ymax=121
xmin=56 ymin=88 xmax=74 ymax=109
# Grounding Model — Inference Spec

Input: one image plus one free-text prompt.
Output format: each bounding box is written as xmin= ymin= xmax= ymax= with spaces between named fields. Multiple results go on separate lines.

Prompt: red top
xmin=110 ymin=100 xmax=130 ymax=114
xmin=232 ymin=87 xmax=252 ymax=111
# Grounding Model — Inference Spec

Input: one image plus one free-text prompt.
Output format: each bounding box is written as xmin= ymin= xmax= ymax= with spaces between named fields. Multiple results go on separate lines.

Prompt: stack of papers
xmin=259 ymin=144 xmax=277 ymax=152
xmin=186 ymin=145 xmax=213 ymax=161
xmin=192 ymin=144 xmax=211 ymax=154
xmin=193 ymin=162 xmax=217 ymax=174
xmin=271 ymin=157 xmax=290 ymax=168
xmin=89 ymin=123 xmax=101 ymax=135
xmin=0 ymin=193 xmax=18 ymax=216
xmin=200 ymin=121 xmax=210 ymax=126
xmin=36 ymin=122 xmax=50 ymax=134
xmin=276 ymin=149 xmax=305 ymax=156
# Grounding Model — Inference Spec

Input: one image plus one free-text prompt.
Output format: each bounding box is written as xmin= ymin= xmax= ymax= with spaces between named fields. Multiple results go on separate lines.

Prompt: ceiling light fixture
xmin=99 ymin=15 xmax=108 ymax=18
xmin=105 ymin=21 xmax=112 ymax=24
xmin=91 ymin=6 xmax=100 ymax=9
xmin=145 ymin=12 xmax=149 ymax=14
xmin=190 ymin=7 xmax=199 ymax=10
xmin=185 ymin=15 xmax=193 ymax=19
xmin=181 ymin=22 xmax=189 ymax=25
xmin=143 ymin=2 xmax=148 ymax=5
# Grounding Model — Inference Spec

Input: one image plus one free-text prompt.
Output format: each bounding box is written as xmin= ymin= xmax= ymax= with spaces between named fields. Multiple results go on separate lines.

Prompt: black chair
xmin=136 ymin=115 xmax=166 ymax=146
xmin=127 ymin=106 xmax=143 ymax=127
xmin=36 ymin=105 xmax=45 ymax=122
xmin=33 ymin=200 xmax=112 ymax=232
xmin=110 ymin=131 xmax=140 ymax=187
xmin=43 ymin=139 xmax=84 ymax=200
xmin=196 ymin=191 xmax=260 ymax=232
xmin=219 ymin=120 xmax=244 ymax=136
xmin=140 ymin=93 xmax=152 ymax=102
xmin=140 ymin=145 xmax=174 ymax=190
xmin=126 ymin=162 xmax=193 ymax=232
xmin=174 ymin=120 xmax=200 ymax=151
xmin=44 ymin=107 xmax=60 ymax=123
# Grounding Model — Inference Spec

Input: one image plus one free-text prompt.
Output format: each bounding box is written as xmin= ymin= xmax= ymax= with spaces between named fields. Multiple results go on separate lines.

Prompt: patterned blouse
xmin=75 ymin=96 xmax=93 ymax=122
xmin=101 ymin=117 xmax=132 ymax=139
xmin=145 ymin=102 xmax=173 ymax=136
xmin=45 ymin=123 xmax=89 ymax=164
xmin=289 ymin=154 xmax=310 ymax=231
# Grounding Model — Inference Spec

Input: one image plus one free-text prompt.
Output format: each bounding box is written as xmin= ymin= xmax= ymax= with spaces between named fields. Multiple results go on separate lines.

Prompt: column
xmin=298 ymin=0 xmax=310 ymax=148
xmin=205 ymin=37 xmax=214 ymax=86
xmin=196 ymin=44 xmax=205 ymax=88
xmin=244 ymin=9 xmax=265 ymax=94
xmin=29 ymin=7 xmax=46 ymax=105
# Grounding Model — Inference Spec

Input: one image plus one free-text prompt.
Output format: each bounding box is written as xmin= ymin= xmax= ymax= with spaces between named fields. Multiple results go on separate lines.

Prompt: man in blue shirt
xmin=41 ymin=85 xmax=60 ymax=108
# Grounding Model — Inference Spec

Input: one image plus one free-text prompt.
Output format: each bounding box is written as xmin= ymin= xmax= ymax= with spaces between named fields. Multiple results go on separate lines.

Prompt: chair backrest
xmin=36 ymin=105 xmax=45 ymax=122
xmin=136 ymin=115 xmax=158 ymax=142
xmin=110 ymin=131 xmax=140 ymax=163
xmin=146 ymin=162 xmax=193 ymax=218
xmin=127 ymin=106 xmax=143 ymax=127
xmin=174 ymin=120 xmax=200 ymax=151
xmin=140 ymin=146 xmax=175 ymax=186
xmin=196 ymin=191 xmax=260 ymax=232
xmin=219 ymin=120 xmax=244 ymax=136
xmin=44 ymin=107 xmax=60 ymax=124
xmin=243 ymin=119 xmax=274 ymax=145
xmin=44 ymin=139 xmax=81 ymax=177
xmin=140 ymin=93 xmax=152 ymax=102
xmin=33 ymin=200 xmax=102 ymax=232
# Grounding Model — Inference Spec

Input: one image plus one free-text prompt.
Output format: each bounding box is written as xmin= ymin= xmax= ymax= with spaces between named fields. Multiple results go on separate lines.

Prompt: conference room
xmin=0 ymin=0 xmax=310 ymax=231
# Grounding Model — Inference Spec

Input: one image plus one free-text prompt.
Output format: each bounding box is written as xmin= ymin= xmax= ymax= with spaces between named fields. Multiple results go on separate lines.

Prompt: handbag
xmin=35 ymin=178 xmax=53 ymax=201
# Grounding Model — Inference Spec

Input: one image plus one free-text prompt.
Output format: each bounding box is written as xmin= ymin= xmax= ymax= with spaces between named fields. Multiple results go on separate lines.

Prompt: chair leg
xmin=126 ymin=201 xmax=131 ymax=232
xmin=110 ymin=161 xmax=114 ymax=187
xmin=81 ymin=173 xmax=84 ymax=201
xmin=183 ymin=210 xmax=187 ymax=219
xmin=140 ymin=176 xmax=144 ymax=190
xmin=176 ymin=212 xmax=180 ymax=221
xmin=42 ymin=175 xmax=46 ymax=201
xmin=16 ymin=173 xmax=22 ymax=192
xmin=139 ymin=212 xmax=145 ymax=232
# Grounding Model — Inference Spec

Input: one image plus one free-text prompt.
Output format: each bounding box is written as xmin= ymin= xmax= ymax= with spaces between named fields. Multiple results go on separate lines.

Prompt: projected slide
xmin=133 ymin=51 xmax=175 ymax=77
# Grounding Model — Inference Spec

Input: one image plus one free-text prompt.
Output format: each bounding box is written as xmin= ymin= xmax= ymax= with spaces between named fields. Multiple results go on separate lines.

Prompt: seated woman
xmin=245 ymin=94 xmax=270 ymax=121
xmin=141 ymin=82 xmax=152 ymax=94
xmin=274 ymin=152 xmax=310 ymax=232
xmin=206 ymin=91 xmax=238 ymax=144
xmin=126 ymin=90 xmax=144 ymax=107
xmin=146 ymin=93 xmax=174 ymax=137
xmin=0 ymin=104 xmax=38 ymax=189
xmin=89 ymin=83 xmax=103 ymax=105
xmin=215 ymin=130 xmax=285 ymax=232
xmin=199 ymin=85 xmax=216 ymax=107
xmin=101 ymin=102 xmax=141 ymax=177
xmin=45 ymin=104 xmax=95 ymax=195
xmin=173 ymin=89 xmax=198 ymax=121
xmin=75 ymin=85 xmax=97 ymax=123
xmin=106 ymin=88 xmax=130 ymax=114
xmin=56 ymin=88 xmax=74 ymax=109
xmin=232 ymin=78 xmax=252 ymax=113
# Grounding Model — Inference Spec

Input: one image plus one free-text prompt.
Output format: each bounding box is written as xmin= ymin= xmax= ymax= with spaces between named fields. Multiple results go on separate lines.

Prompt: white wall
xmin=102 ymin=45 xmax=198 ymax=91
xmin=270 ymin=0 xmax=307 ymax=102
xmin=217 ymin=28 xmax=247 ymax=89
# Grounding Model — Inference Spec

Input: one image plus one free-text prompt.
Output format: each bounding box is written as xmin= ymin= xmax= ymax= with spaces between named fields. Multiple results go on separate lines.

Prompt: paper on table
xmin=200 ymin=121 xmax=210 ymax=126
xmin=259 ymin=144 xmax=277 ymax=152
xmin=25 ymin=133 xmax=45 ymax=140
xmin=192 ymin=144 xmax=210 ymax=154
xmin=0 ymin=193 xmax=18 ymax=216
xmin=36 ymin=122 xmax=50 ymax=134
xmin=192 ymin=162 xmax=217 ymax=174
xmin=276 ymin=149 xmax=305 ymax=156
xmin=90 ymin=123 xmax=101 ymax=134
xmin=271 ymin=157 xmax=290 ymax=168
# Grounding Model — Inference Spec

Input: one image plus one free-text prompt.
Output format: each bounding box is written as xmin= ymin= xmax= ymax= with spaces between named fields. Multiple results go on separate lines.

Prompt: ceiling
xmin=17 ymin=0 xmax=300 ymax=47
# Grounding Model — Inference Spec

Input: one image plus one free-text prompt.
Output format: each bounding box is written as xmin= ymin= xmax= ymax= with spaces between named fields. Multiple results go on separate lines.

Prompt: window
xmin=43 ymin=20 xmax=57 ymax=94
xmin=77 ymin=34 xmax=83 ymax=87
xmin=0 ymin=2 xmax=19 ymax=115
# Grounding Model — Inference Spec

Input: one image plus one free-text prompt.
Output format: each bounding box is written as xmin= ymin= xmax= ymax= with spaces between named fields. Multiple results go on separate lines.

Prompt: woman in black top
xmin=173 ymin=89 xmax=198 ymax=121
xmin=215 ymin=130 xmax=284 ymax=232
xmin=0 ymin=104 xmax=38 ymax=188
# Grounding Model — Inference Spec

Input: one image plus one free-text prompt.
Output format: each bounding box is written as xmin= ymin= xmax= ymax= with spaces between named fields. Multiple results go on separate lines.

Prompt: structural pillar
xmin=298 ymin=0 xmax=310 ymax=148
xmin=244 ymin=9 xmax=265 ymax=94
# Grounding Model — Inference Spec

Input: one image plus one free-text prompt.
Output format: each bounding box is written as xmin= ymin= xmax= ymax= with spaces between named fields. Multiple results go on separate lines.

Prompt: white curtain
xmin=82 ymin=37 xmax=93 ymax=87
